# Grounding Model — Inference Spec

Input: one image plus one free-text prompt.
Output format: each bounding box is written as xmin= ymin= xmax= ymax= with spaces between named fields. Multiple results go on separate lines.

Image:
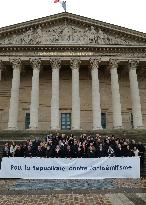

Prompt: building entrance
xmin=61 ymin=113 xmax=71 ymax=130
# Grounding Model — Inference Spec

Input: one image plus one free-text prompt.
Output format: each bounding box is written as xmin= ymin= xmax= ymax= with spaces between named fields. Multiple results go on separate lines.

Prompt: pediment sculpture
xmin=0 ymin=24 xmax=144 ymax=45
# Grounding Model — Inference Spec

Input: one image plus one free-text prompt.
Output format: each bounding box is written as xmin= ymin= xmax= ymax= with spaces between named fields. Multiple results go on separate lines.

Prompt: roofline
xmin=0 ymin=12 xmax=145 ymax=39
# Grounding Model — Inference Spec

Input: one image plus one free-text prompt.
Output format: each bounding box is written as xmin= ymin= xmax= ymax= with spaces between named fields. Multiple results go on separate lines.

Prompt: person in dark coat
xmin=46 ymin=145 xmax=53 ymax=158
xmin=81 ymin=142 xmax=87 ymax=158
xmin=14 ymin=145 xmax=23 ymax=157
xmin=65 ymin=145 xmax=73 ymax=158
xmin=96 ymin=143 xmax=106 ymax=157
xmin=54 ymin=145 xmax=62 ymax=158
xmin=60 ymin=144 xmax=66 ymax=158
xmin=77 ymin=146 xmax=83 ymax=158
xmin=87 ymin=144 xmax=96 ymax=158
xmin=71 ymin=139 xmax=78 ymax=158
xmin=129 ymin=140 xmax=137 ymax=150
xmin=25 ymin=146 xmax=33 ymax=157
xmin=32 ymin=138 xmax=41 ymax=156
xmin=36 ymin=146 xmax=44 ymax=157
xmin=123 ymin=145 xmax=134 ymax=157
xmin=115 ymin=144 xmax=123 ymax=157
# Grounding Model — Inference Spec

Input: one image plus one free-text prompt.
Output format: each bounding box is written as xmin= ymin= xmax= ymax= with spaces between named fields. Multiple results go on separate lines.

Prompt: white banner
xmin=0 ymin=157 xmax=140 ymax=179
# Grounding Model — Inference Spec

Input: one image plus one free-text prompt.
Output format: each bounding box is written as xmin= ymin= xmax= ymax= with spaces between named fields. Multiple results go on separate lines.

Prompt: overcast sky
xmin=0 ymin=0 xmax=146 ymax=33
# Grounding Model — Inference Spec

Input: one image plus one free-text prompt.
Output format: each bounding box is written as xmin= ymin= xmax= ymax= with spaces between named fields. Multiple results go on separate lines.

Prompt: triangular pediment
xmin=0 ymin=12 xmax=146 ymax=46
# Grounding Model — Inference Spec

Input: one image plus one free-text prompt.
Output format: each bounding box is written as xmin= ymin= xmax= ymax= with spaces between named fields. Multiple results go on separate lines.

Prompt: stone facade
xmin=0 ymin=12 xmax=146 ymax=130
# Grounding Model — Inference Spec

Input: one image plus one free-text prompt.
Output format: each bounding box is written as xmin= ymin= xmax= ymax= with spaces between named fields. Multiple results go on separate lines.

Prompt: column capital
xmin=70 ymin=58 xmax=81 ymax=70
xmin=128 ymin=60 xmax=139 ymax=70
xmin=109 ymin=59 xmax=119 ymax=69
xmin=30 ymin=58 xmax=41 ymax=70
xmin=90 ymin=58 xmax=101 ymax=70
xmin=10 ymin=58 xmax=21 ymax=70
xmin=50 ymin=58 xmax=61 ymax=70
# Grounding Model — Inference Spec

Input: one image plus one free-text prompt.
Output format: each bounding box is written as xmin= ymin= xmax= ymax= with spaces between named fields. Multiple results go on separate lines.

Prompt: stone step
xmin=0 ymin=130 xmax=146 ymax=142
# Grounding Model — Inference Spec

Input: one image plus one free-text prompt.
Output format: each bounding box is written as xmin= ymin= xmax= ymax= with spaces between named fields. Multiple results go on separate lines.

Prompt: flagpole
xmin=62 ymin=1 xmax=66 ymax=12
xmin=54 ymin=0 xmax=67 ymax=12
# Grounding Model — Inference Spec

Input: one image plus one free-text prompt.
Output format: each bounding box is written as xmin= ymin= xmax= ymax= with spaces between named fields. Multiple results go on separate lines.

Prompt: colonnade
xmin=0 ymin=58 xmax=143 ymax=130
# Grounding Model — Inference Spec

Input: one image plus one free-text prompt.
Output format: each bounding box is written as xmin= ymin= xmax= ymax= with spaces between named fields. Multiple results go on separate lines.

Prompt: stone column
xmin=8 ymin=59 xmax=21 ymax=130
xmin=0 ymin=61 xmax=3 ymax=81
xmin=71 ymin=59 xmax=81 ymax=130
xmin=50 ymin=59 xmax=61 ymax=130
xmin=129 ymin=60 xmax=143 ymax=128
xmin=0 ymin=69 xmax=1 ymax=81
xmin=29 ymin=59 xmax=41 ymax=129
xmin=109 ymin=59 xmax=122 ymax=128
xmin=90 ymin=58 xmax=102 ymax=130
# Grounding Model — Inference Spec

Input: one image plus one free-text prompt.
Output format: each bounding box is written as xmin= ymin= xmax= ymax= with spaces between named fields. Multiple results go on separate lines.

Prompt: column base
xmin=134 ymin=126 xmax=144 ymax=129
xmin=113 ymin=126 xmax=123 ymax=129
xmin=7 ymin=127 xmax=18 ymax=131
xmin=93 ymin=127 xmax=103 ymax=130
xmin=51 ymin=127 xmax=60 ymax=130
xmin=72 ymin=127 xmax=81 ymax=130
xmin=29 ymin=127 xmax=39 ymax=130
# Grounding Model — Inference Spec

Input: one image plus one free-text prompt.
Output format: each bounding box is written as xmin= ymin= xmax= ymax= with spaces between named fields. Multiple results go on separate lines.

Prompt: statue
xmin=83 ymin=28 xmax=90 ymax=43
xmin=61 ymin=26 xmax=72 ymax=41
xmin=88 ymin=26 xmax=98 ymax=43
xmin=34 ymin=26 xmax=42 ymax=44
xmin=12 ymin=34 xmax=21 ymax=44
xmin=3 ymin=36 xmax=11 ymax=44
xmin=83 ymin=26 xmax=98 ymax=44
xmin=21 ymin=28 xmax=33 ymax=44
xmin=0 ymin=23 xmax=143 ymax=46
xmin=97 ymin=29 xmax=108 ymax=44
xmin=73 ymin=28 xmax=82 ymax=43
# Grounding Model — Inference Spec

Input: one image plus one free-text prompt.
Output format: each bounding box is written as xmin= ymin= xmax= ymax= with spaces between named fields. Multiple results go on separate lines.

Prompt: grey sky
xmin=0 ymin=0 xmax=145 ymax=33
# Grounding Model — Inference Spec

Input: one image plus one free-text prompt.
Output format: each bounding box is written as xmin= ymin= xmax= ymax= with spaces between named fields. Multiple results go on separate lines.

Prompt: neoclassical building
xmin=0 ymin=12 xmax=146 ymax=131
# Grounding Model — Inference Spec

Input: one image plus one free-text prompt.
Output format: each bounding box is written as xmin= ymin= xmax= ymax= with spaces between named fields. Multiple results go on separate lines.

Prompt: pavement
xmin=0 ymin=178 xmax=146 ymax=205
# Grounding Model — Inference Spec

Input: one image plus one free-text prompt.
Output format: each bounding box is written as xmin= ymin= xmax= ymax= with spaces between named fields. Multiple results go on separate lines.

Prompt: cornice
xmin=0 ymin=45 xmax=146 ymax=60
xmin=0 ymin=44 xmax=146 ymax=51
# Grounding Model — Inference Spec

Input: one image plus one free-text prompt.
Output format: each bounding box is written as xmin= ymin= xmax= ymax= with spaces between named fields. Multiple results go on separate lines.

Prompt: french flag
xmin=54 ymin=0 xmax=66 ymax=12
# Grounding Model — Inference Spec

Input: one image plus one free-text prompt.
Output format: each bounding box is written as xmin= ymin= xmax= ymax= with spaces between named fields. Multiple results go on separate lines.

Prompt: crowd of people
xmin=2 ymin=133 xmax=145 ymax=167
